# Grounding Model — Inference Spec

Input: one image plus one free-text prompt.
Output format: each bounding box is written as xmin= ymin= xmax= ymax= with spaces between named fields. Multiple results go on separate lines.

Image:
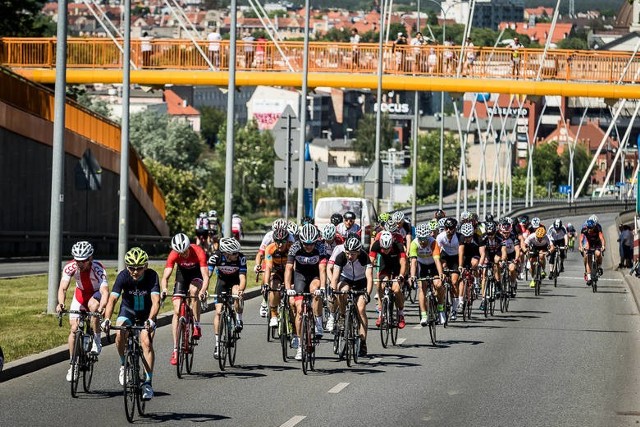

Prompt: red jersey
xmin=62 ymin=260 xmax=108 ymax=306
xmin=165 ymin=244 xmax=207 ymax=271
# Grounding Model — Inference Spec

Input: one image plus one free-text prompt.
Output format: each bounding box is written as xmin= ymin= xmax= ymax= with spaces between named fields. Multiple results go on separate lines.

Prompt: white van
xmin=314 ymin=197 xmax=378 ymax=242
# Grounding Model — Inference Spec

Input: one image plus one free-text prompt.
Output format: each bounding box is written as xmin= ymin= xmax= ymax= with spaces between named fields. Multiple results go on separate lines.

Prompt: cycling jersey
xmin=287 ymin=241 xmax=328 ymax=277
xmin=195 ymin=217 xmax=209 ymax=231
xmin=208 ymin=251 xmax=248 ymax=281
xmin=481 ymin=235 xmax=504 ymax=256
xmin=501 ymin=232 xmax=518 ymax=255
xmin=112 ymin=268 xmax=160 ymax=323
xmin=525 ymin=234 xmax=551 ymax=250
xmin=333 ymin=250 xmax=371 ymax=281
xmin=208 ymin=218 xmax=220 ymax=234
xmin=264 ymin=242 xmax=291 ymax=272
xmin=322 ymin=239 xmax=338 ymax=258
xmin=581 ymin=223 xmax=604 ymax=246
xmin=516 ymin=223 xmax=531 ymax=239
xmin=436 ymin=231 xmax=462 ymax=257
xmin=408 ymin=237 xmax=440 ymax=265
xmin=165 ymin=244 xmax=208 ymax=272
xmin=329 ymin=243 xmax=345 ymax=264
xmin=259 ymin=230 xmax=295 ymax=253
xmin=62 ymin=260 xmax=108 ymax=307
xmin=369 ymin=240 xmax=406 ymax=274
xmin=336 ymin=223 xmax=361 ymax=239
xmin=548 ymin=226 xmax=567 ymax=241
xmin=396 ymin=221 xmax=412 ymax=238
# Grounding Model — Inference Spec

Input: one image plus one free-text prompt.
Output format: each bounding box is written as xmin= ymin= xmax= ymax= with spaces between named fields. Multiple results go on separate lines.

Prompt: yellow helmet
xmin=535 ymin=226 xmax=546 ymax=239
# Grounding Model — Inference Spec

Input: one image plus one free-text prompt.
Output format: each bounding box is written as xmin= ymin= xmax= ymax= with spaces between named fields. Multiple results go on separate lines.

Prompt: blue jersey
xmin=111 ymin=269 xmax=160 ymax=322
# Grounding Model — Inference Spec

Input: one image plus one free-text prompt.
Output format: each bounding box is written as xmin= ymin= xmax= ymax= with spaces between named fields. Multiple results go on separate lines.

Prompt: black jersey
xmin=208 ymin=251 xmax=248 ymax=282
xmin=112 ymin=269 xmax=160 ymax=321
xmin=287 ymin=241 xmax=328 ymax=277
xmin=369 ymin=240 xmax=406 ymax=272
xmin=481 ymin=235 xmax=504 ymax=255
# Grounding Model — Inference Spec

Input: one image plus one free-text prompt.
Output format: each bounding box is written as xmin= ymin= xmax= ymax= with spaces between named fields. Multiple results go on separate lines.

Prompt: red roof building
xmin=163 ymin=89 xmax=201 ymax=132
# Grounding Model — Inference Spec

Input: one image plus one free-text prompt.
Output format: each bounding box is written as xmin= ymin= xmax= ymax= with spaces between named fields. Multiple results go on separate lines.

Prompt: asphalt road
xmin=2 ymin=213 xmax=640 ymax=426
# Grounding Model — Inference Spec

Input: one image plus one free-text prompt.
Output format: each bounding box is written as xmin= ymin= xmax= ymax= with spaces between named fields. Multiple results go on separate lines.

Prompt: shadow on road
xmin=137 ymin=411 xmax=230 ymax=423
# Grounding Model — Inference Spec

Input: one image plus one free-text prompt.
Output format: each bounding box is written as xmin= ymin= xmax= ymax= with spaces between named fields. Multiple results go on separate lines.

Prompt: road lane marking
xmin=328 ymin=382 xmax=349 ymax=394
xmin=397 ymin=338 xmax=406 ymax=345
xmin=369 ymin=357 xmax=382 ymax=364
xmin=561 ymin=276 xmax=622 ymax=282
xmin=413 ymin=324 xmax=422 ymax=330
xmin=280 ymin=416 xmax=306 ymax=427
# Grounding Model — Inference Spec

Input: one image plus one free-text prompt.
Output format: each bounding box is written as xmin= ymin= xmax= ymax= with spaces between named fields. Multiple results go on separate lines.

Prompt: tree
xmin=129 ymin=110 xmax=204 ymax=169
xmin=560 ymin=143 xmax=592 ymax=185
xmin=352 ymin=113 xmax=396 ymax=165
xmin=557 ymin=37 xmax=588 ymax=50
xmin=200 ymin=106 xmax=226 ymax=146
xmin=532 ymin=141 xmax=562 ymax=186
xmin=0 ymin=1 xmax=55 ymax=36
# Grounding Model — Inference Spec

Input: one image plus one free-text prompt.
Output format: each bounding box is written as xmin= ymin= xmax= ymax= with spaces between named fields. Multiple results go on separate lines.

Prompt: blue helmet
xmin=586 ymin=219 xmax=595 ymax=229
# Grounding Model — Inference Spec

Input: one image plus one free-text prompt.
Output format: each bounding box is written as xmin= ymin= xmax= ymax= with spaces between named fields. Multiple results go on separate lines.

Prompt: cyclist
xmin=254 ymin=219 xmax=292 ymax=317
xmin=436 ymin=218 xmax=464 ymax=320
xmin=460 ymin=222 xmax=482 ymax=301
xmin=369 ymin=230 xmax=408 ymax=328
xmin=101 ymin=247 xmax=160 ymax=400
xmin=327 ymin=231 xmax=359 ymax=331
xmin=285 ymin=224 xmax=328 ymax=360
xmin=160 ymin=233 xmax=210 ymax=366
xmin=231 ymin=213 xmax=244 ymax=241
xmin=566 ymin=222 xmax=577 ymax=250
xmin=579 ymin=218 xmax=606 ymax=284
xmin=499 ymin=218 xmax=520 ymax=297
xmin=57 ymin=241 xmax=109 ymax=381
xmin=195 ymin=212 xmax=209 ymax=249
xmin=409 ymin=224 xmax=445 ymax=326
xmin=209 ymin=237 xmax=247 ymax=359
xmin=478 ymin=221 xmax=507 ymax=309
xmin=207 ymin=209 xmax=221 ymax=251
xmin=392 ymin=210 xmax=413 ymax=251
xmin=330 ymin=237 xmax=374 ymax=357
xmin=330 ymin=212 xmax=344 ymax=226
xmin=322 ymin=224 xmax=340 ymax=332
xmin=337 ymin=211 xmax=361 ymax=240
xmin=524 ymin=226 xmax=554 ymax=287
xmin=262 ymin=227 xmax=291 ymax=328
xmin=547 ymin=219 xmax=569 ymax=279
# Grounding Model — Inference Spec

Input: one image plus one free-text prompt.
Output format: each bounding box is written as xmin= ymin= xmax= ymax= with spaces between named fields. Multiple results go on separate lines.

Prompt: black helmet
xmin=330 ymin=213 xmax=343 ymax=226
xmin=485 ymin=213 xmax=494 ymax=222
xmin=301 ymin=215 xmax=314 ymax=225
xmin=444 ymin=218 xmax=457 ymax=230
xmin=518 ymin=215 xmax=529 ymax=224
xmin=434 ymin=209 xmax=446 ymax=220
xmin=345 ymin=237 xmax=363 ymax=252
xmin=485 ymin=221 xmax=496 ymax=234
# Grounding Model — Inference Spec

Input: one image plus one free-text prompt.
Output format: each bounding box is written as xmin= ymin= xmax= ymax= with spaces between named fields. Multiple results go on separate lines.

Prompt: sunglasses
xmin=75 ymin=259 xmax=91 ymax=265
xmin=275 ymin=239 xmax=287 ymax=244
xmin=226 ymin=252 xmax=239 ymax=256
xmin=346 ymin=250 xmax=359 ymax=256
xmin=127 ymin=266 xmax=145 ymax=272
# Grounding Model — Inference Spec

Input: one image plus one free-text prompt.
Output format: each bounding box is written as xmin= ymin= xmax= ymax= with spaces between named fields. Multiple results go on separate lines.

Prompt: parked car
xmin=314 ymin=197 xmax=378 ymax=244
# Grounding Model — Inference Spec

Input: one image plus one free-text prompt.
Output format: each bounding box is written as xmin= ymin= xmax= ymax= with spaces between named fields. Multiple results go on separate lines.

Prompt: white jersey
xmin=436 ymin=231 xmax=461 ymax=257
xmin=336 ymin=223 xmax=361 ymax=239
xmin=329 ymin=243 xmax=346 ymax=265
xmin=547 ymin=226 xmax=567 ymax=242
xmin=62 ymin=260 xmax=108 ymax=306
xmin=259 ymin=230 xmax=295 ymax=252
xmin=524 ymin=234 xmax=551 ymax=249
xmin=231 ymin=216 xmax=243 ymax=232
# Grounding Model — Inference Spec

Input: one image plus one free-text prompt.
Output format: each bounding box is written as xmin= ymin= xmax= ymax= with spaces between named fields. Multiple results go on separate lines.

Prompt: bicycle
xmin=262 ymin=284 xmax=280 ymax=342
xmin=332 ymin=289 xmax=367 ymax=366
xmin=498 ymin=261 xmax=510 ymax=313
xmin=459 ymin=268 xmax=475 ymax=321
xmin=550 ymin=246 xmax=565 ymax=288
xmin=441 ymin=268 xmax=459 ymax=326
xmin=585 ymin=249 xmax=601 ymax=292
xmin=376 ymin=278 xmax=400 ymax=348
xmin=480 ymin=265 xmax=497 ymax=317
xmin=402 ymin=276 xmax=418 ymax=304
xmin=57 ymin=310 xmax=101 ymax=398
xmin=295 ymin=292 xmax=318 ymax=375
xmin=109 ymin=323 xmax=152 ymax=423
xmin=215 ymin=292 xmax=242 ymax=371
xmin=278 ymin=287 xmax=294 ymax=362
xmin=168 ymin=294 xmax=207 ymax=379
xmin=529 ymin=249 xmax=543 ymax=296
xmin=417 ymin=276 xmax=439 ymax=346
xmin=568 ymin=234 xmax=576 ymax=251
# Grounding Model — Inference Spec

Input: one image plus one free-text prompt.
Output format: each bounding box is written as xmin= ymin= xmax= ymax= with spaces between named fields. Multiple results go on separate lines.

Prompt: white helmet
xmin=71 ymin=241 xmax=94 ymax=260
xmin=219 ymin=237 xmax=241 ymax=253
xmin=460 ymin=222 xmax=475 ymax=237
xmin=589 ymin=214 xmax=598 ymax=224
xmin=531 ymin=217 xmax=541 ymax=228
xmin=299 ymin=223 xmax=319 ymax=244
xmin=415 ymin=224 xmax=429 ymax=239
xmin=321 ymin=224 xmax=337 ymax=241
xmin=379 ymin=231 xmax=393 ymax=249
xmin=287 ymin=221 xmax=299 ymax=236
xmin=392 ymin=211 xmax=405 ymax=223
xmin=344 ymin=237 xmax=363 ymax=252
xmin=272 ymin=218 xmax=287 ymax=231
xmin=171 ymin=233 xmax=190 ymax=253
xmin=384 ymin=221 xmax=398 ymax=233
xmin=208 ymin=209 xmax=217 ymax=218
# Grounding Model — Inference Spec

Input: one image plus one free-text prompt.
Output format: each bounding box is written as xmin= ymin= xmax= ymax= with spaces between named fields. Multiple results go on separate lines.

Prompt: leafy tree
xmin=557 ymin=37 xmax=588 ymax=50
xmin=200 ymin=106 xmax=226 ymax=146
xmin=321 ymin=28 xmax=350 ymax=42
xmin=531 ymin=141 xmax=562 ymax=186
xmin=352 ymin=113 xmax=396 ymax=165
xmin=0 ymin=0 xmax=55 ymax=36
xmin=129 ymin=110 xmax=204 ymax=169
xmin=560 ymin=143 xmax=592 ymax=185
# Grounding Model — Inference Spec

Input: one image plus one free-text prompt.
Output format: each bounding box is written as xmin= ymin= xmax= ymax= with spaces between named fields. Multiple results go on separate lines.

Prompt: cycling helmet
xmin=301 ymin=215 xmax=314 ymax=225
xmin=554 ymin=219 xmax=562 ymax=228
xmin=345 ymin=237 xmax=363 ymax=252
xmin=171 ymin=233 xmax=191 ymax=253
xmin=535 ymin=226 xmax=547 ymax=238
xmin=589 ymin=214 xmax=598 ymax=224
xmin=499 ymin=222 xmax=512 ymax=235
xmin=384 ymin=220 xmax=398 ymax=233
xmin=379 ymin=212 xmax=391 ymax=224
xmin=392 ymin=211 xmax=405 ymax=223
xmin=444 ymin=217 xmax=457 ymax=230
xmin=415 ymin=224 xmax=429 ymax=240
xmin=273 ymin=227 xmax=289 ymax=242
xmin=219 ymin=237 xmax=241 ymax=253
xmin=379 ymin=231 xmax=393 ymax=249
xmin=426 ymin=221 xmax=437 ymax=234
xmin=198 ymin=211 xmax=207 ymax=218
xmin=470 ymin=212 xmax=479 ymax=224
xmin=531 ymin=217 xmax=541 ymax=228
xmin=124 ymin=247 xmax=148 ymax=266
xmin=330 ymin=213 xmax=343 ymax=226
xmin=460 ymin=222 xmax=475 ymax=237
xmin=232 ymin=213 xmax=240 ymax=218
xmin=434 ymin=209 xmax=446 ymax=220
xmin=344 ymin=211 xmax=356 ymax=221
xmin=460 ymin=211 xmax=471 ymax=221
xmin=437 ymin=218 xmax=447 ymax=230
xmin=567 ymin=222 xmax=572 ymax=228
xmin=299 ymin=223 xmax=319 ymax=244
xmin=518 ymin=215 xmax=529 ymax=224
xmin=71 ymin=241 xmax=94 ymax=260
xmin=346 ymin=231 xmax=360 ymax=241
xmin=321 ymin=224 xmax=337 ymax=241
xmin=272 ymin=218 xmax=287 ymax=231
xmin=208 ymin=209 xmax=217 ymax=218
xmin=485 ymin=221 xmax=496 ymax=234
xmin=504 ymin=216 xmax=513 ymax=225
xmin=485 ymin=213 xmax=495 ymax=223
xmin=586 ymin=219 xmax=596 ymax=229
xmin=287 ymin=221 xmax=299 ymax=237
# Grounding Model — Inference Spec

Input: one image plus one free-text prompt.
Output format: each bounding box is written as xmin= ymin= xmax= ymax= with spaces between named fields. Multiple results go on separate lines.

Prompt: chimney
xmin=183 ymin=100 xmax=187 ymax=107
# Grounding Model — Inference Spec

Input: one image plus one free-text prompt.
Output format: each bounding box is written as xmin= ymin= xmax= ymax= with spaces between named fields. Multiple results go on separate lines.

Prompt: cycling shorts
xmin=506 ymin=251 xmax=517 ymax=262
xmin=463 ymin=255 xmax=480 ymax=269
xmin=70 ymin=290 xmax=101 ymax=319
xmin=338 ymin=277 xmax=367 ymax=291
xmin=215 ymin=276 xmax=238 ymax=297
xmin=174 ymin=268 xmax=203 ymax=297
xmin=440 ymin=253 xmax=460 ymax=271
xmin=418 ymin=263 xmax=439 ymax=278
xmin=293 ymin=271 xmax=318 ymax=294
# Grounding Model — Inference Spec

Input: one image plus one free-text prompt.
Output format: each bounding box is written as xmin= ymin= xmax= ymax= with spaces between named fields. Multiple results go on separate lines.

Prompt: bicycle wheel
xmin=82 ymin=353 xmax=95 ymax=393
xmin=444 ymin=285 xmax=451 ymax=327
xmin=70 ymin=332 xmax=82 ymax=398
xmin=301 ymin=314 xmax=310 ymax=375
xmin=482 ymin=282 xmax=489 ymax=318
xmin=389 ymin=299 xmax=398 ymax=346
xmin=427 ymin=295 xmax=437 ymax=345
xmin=135 ymin=354 xmax=146 ymax=417
xmin=379 ymin=298 xmax=390 ymax=348
xmin=592 ymin=259 xmax=598 ymax=293
xmin=176 ymin=319 xmax=185 ymax=378
xmin=185 ymin=319 xmax=195 ymax=374
xmin=489 ymin=280 xmax=496 ymax=316
xmin=228 ymin=328 xmax=238 ymax=367
xmin=409 ymin=281 xmax=418 ymax=304
xmin=279 ymin=306 xmax=290 ymax=362
xmin=553 ymin=257 xmax=559 ymax=288
xmin=352 ymin=310 xmax=361 ymax=365
xmin=308 ymin=315 xmax=316 ymax=372
xmin=344 ymin=310 xmax=353 ymax=367
xmin=218 ymin=314 xmax=228 ymax=371
xmin=123 ymin=352 xmax=136 ymax=423
xmin=499 ymin=279 xmax=507 ymax=313
xmin=535 ymin=265 xmax=541 ymax=296
xmin=266 ymin=307 xmax=273 ymax=342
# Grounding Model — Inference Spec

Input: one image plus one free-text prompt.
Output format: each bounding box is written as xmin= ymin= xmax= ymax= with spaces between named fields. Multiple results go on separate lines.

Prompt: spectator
xmin=510 ymin=36 xmax=523 ymax=78
xmin=463 ymin=37 xmax=476 ymax=75
xmin=393 ymin=32 xmax=408 ymax=72
xmin=207 ymin=27 xmax=221 ymax=70
xmin=411 ymin=32 xmax=424 ymax=73
xmin=350 ymin=28 xmax=361 ymax=69
xmin=621 ymin=225 xmax=634 ymax=268
xmin=242 ymin=31 xmax=255 ymax=68
xmin=141 ymin=31 xmax=153 ymax=68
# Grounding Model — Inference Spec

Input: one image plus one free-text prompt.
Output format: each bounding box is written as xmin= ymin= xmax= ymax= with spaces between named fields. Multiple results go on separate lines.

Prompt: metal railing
xmin=2 ymin=37 xmax=639 ymax=84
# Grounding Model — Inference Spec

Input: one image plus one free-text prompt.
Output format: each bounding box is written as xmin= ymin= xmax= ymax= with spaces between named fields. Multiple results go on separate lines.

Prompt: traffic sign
xmin=558 ymin=185 xmax=572 ymax=194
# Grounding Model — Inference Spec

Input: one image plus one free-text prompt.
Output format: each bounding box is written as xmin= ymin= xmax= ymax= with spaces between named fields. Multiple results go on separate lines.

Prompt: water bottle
xmin=83 ymin=335 xmax=91 ymax=352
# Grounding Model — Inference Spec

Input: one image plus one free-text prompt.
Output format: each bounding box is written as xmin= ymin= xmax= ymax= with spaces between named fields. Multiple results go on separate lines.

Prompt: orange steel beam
xmin=14 ymin=68 xmax=640 ymax=99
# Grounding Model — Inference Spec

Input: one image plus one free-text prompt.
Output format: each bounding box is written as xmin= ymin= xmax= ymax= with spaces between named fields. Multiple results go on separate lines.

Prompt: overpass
xmin=2 ymin=38 xmax=640 ymax=99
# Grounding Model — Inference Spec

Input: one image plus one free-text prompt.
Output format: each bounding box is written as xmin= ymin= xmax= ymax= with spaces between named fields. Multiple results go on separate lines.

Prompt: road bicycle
xmin=529 ymin=249 xmax=544 ymax=296
xmin=585 ymin=248 xmax=601 ymax=292
xmin=215 ymin=292 xmax=242 ymax=371
xmin=417 ymin=276 xmax=439 ymax=346
xmin=109 ymin=323 xmax=152 ymax=423
xmin=332 ymin=289 xmax=366 ymax=366
xmin=295 ymin=292 xmax=318 ymax=375
xmin=402 ymin=275 xmax=418 ymax=304
xmin=498 ymin=261 xmax=511 ymax=313
xmin=278 ymin=287 xmax=294 ymax=362
xmin=168 ymin=294 xmax=206 ymax=379
xmin=459 ymin=268 xmax=475 ymax=321
xmin=480 ymin=264 xmax=497 ymax=317
xmin=58 ymin=310 xmax=101 ymax=398
xmin=262 ymin=284 xmax=280 ymax=342
xmin=441 ymin=268 xmax=459 ymax=326
xmin=376 ymin=277 xmax=400 ymax=348
xmin=549 ymin=246 xmax=566 ymax=288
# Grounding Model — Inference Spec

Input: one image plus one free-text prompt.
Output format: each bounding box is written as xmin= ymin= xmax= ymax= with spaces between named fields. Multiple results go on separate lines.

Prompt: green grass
xmin=0 ymin=261 xmax=259 ymax=364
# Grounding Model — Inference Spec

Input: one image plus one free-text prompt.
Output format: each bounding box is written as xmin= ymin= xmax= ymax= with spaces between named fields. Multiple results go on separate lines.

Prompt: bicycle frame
xmin=332 ymin=289 xmax=366 ymax=366
xmin=214 ymin=292 xmax=241 ymax=371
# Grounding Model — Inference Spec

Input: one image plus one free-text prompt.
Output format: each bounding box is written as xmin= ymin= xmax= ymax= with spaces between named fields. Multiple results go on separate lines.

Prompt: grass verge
xmin=0 ymin=260 xmax=259 ymax=364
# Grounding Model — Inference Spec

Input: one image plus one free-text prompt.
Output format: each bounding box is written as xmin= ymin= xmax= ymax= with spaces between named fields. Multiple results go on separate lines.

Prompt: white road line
xmin=413 ymin=324 xmax=422 ymax=330
xmin=369 ymin=357 xmax=382 ymax=364
xmin=562 ymin=276 xmax=622 ymax=282
xmin=397 ymin=338 xmax=406 ymax=345
xmin=280 ymin=416 xmax=306 ymax=427
xmin=328 ymin=382 xmax=350 ymax=394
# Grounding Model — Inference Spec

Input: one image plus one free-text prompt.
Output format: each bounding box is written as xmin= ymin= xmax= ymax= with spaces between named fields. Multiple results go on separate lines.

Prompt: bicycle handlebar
xmin=57 ymin=310 xmax=102 ymax=327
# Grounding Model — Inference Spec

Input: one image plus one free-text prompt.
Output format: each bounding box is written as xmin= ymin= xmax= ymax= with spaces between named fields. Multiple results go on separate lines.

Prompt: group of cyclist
xmin=55 ymin=207 xmax=607 ymax=399
xmin=194 ymin=209 xmax=244 ymax=253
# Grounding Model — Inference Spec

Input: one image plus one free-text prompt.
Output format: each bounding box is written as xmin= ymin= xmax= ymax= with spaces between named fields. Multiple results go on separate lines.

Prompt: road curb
xmin=0 ymin=286 xmax=263 ymax=382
